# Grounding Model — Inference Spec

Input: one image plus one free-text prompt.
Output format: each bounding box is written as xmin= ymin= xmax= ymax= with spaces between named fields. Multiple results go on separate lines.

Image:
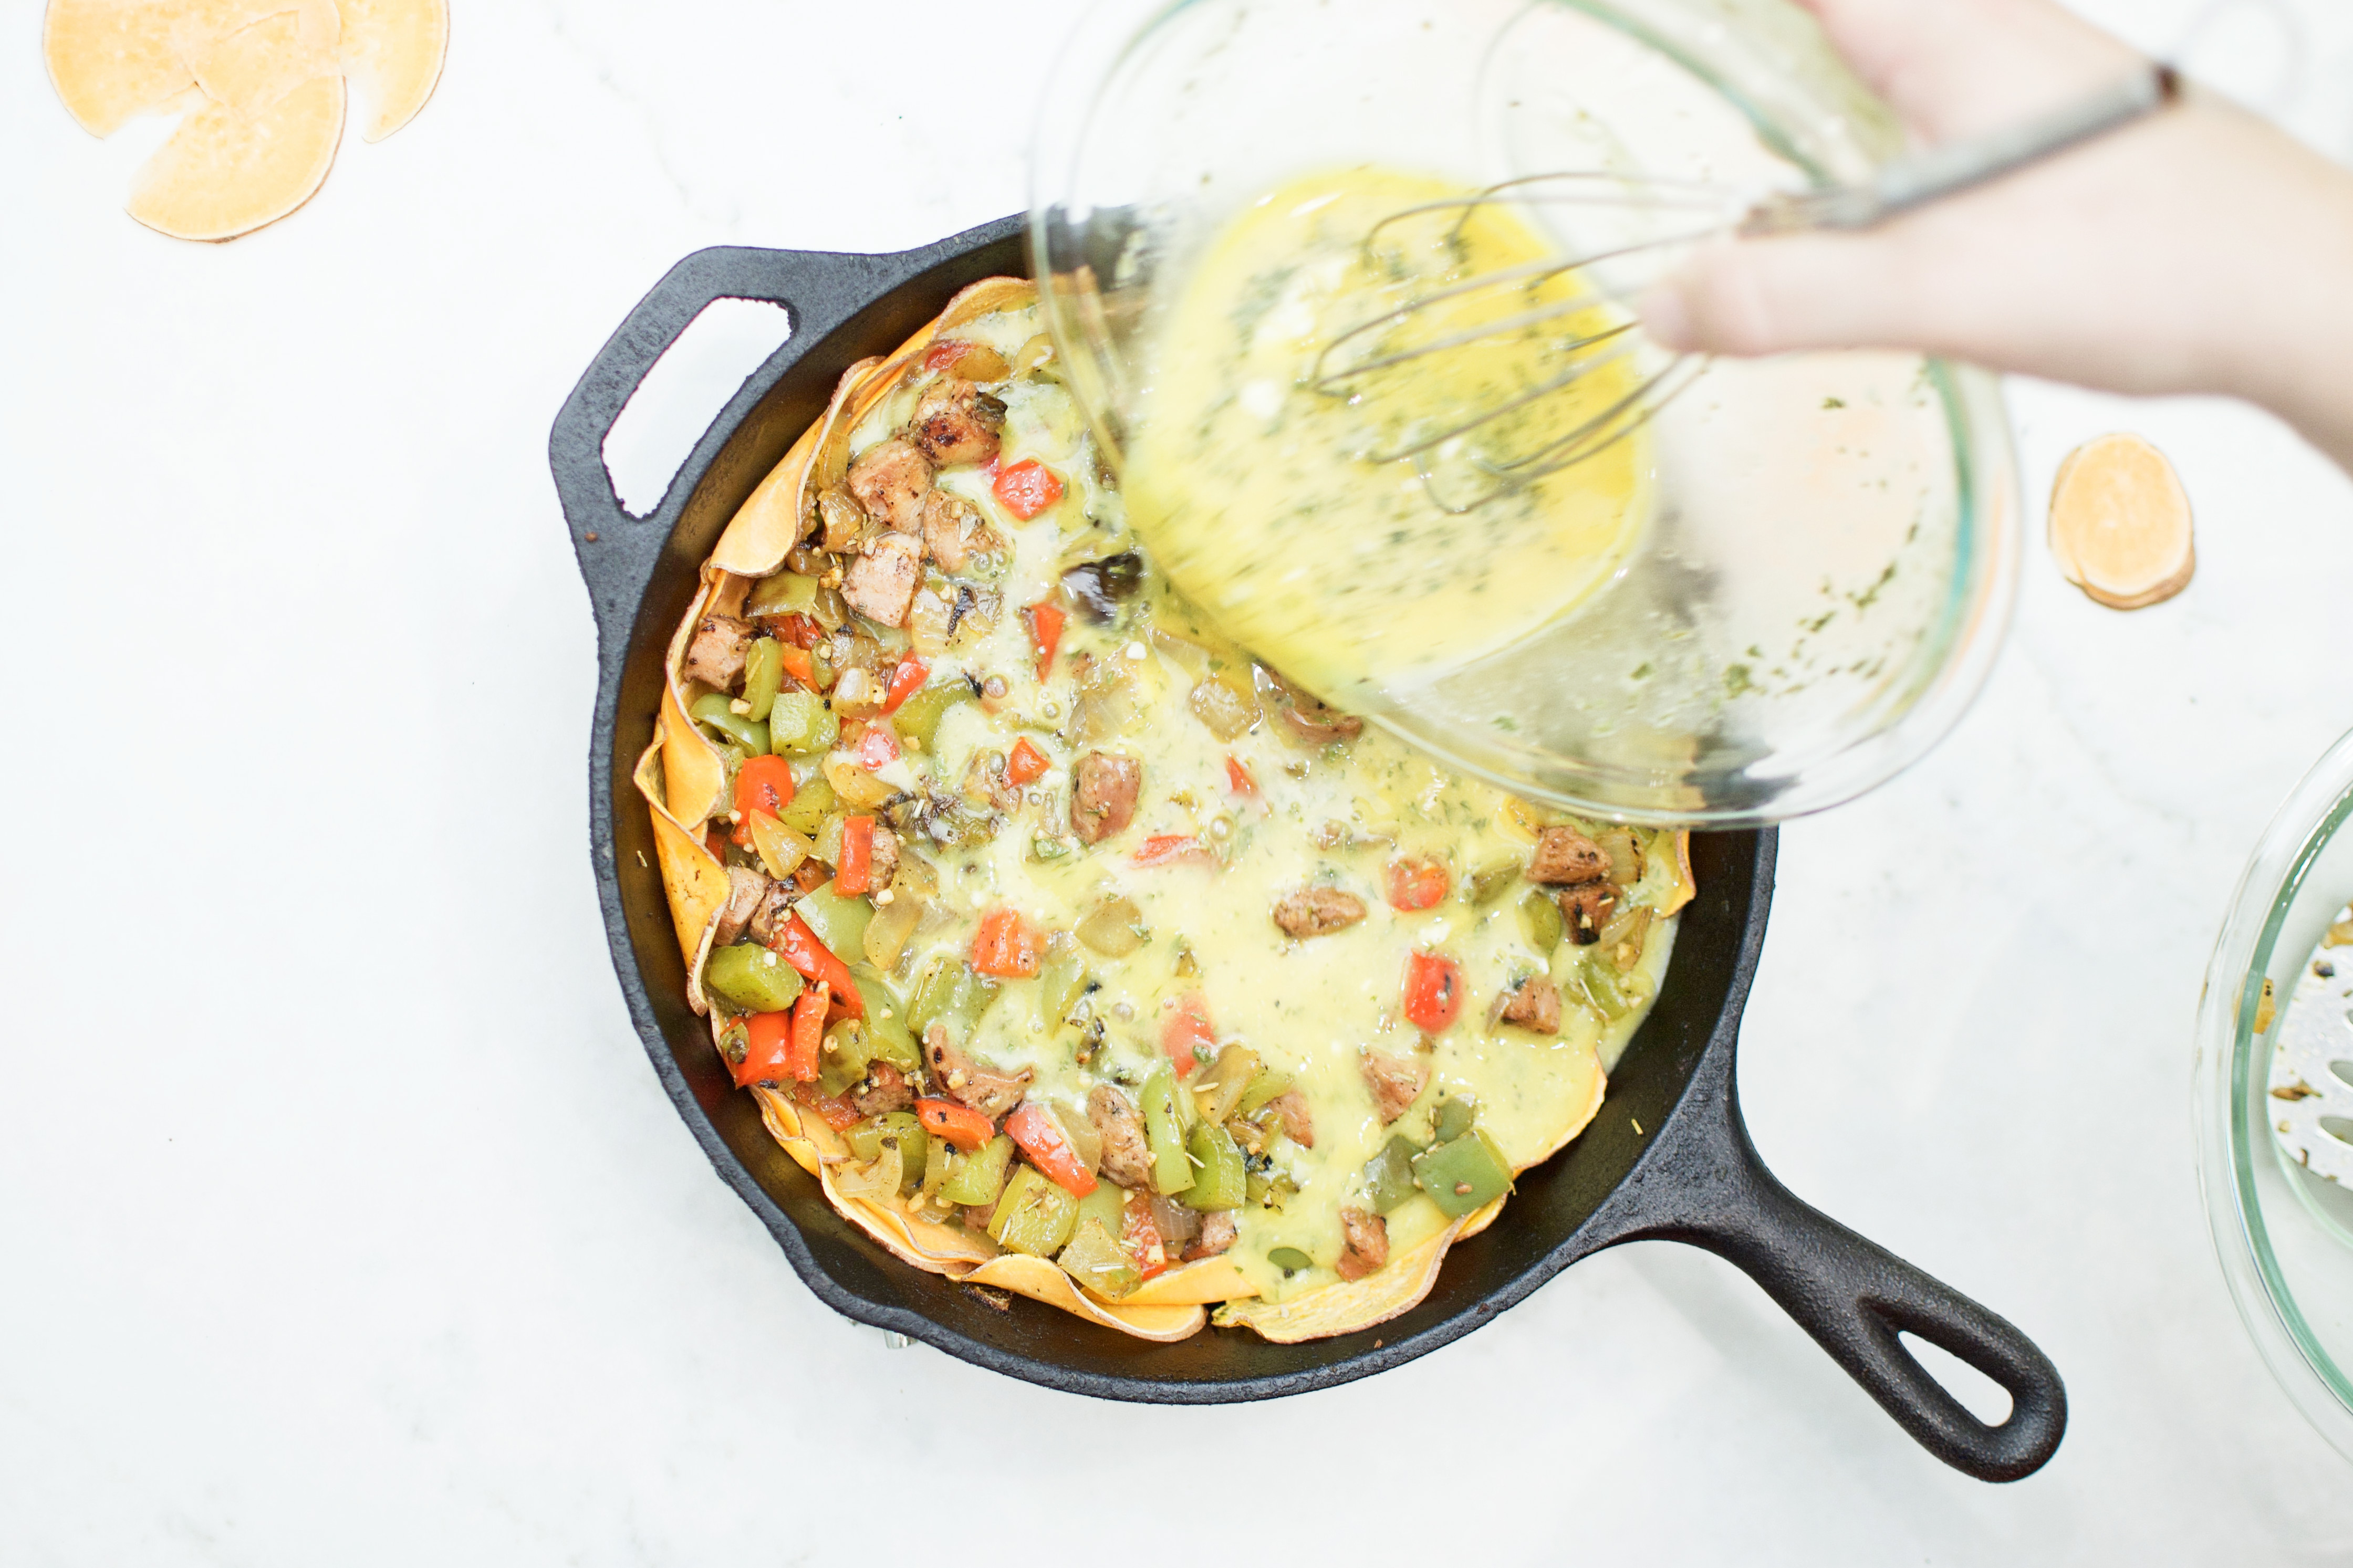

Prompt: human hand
xmin=1636 ymin=0 xmax=2353 ymax=469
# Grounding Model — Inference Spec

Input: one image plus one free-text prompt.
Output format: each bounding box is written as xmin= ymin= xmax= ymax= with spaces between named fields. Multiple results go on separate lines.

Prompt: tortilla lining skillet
xmin=551 ymin=214 xmax=2066 ymax=1482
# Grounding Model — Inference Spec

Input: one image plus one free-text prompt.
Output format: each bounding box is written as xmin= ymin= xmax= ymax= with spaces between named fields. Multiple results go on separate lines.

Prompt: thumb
xmin=1634 ymin=233 xmax=1923 ymax=358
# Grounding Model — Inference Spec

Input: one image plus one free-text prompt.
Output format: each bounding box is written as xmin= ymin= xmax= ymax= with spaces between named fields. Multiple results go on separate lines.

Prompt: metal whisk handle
xmin=1742 ymin=62 xmax=2181 ymax=236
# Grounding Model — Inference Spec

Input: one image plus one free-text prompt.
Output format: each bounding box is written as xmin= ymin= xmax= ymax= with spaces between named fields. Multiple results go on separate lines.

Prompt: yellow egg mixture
xmin=1126 ymin=166 xmax=1653 ymax=711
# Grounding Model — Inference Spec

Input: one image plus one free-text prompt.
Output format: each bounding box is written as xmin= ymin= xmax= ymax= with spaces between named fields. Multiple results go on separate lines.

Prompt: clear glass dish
xmin=2196 ymin=723 xmax=2353 ymax=1465
xmin=1029 ymin=0 xmax=2018 ymax=825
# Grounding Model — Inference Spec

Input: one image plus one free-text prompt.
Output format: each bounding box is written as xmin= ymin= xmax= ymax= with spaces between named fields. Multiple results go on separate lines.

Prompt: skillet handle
xmin=550 ymin=246 xmax=824 ymax=647
xmin=1587 ymin=1052 xmax=2066 ymax=1481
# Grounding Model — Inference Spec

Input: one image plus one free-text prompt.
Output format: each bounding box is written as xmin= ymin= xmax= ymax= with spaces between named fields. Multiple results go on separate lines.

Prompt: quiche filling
xmin=640 ymin=281 xmax=1691 ymax=1342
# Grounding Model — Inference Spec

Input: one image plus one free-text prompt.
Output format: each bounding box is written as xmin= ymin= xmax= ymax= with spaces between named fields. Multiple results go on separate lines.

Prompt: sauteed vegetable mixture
xmin=639 ymin=281 xmax=1693 ymax=1341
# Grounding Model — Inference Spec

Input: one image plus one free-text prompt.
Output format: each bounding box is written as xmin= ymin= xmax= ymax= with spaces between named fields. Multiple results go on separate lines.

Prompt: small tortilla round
xmin=336 ymin=0 xmax=446 ymax=142
xmin=183 ymin=7 xmax=338 ymax=117
xmin=127 ymin=70 xmax=345 ymax=241
xmin=2048 ymin=433 xmax=2194 ymax=610
xmin=44 ymin=0 xmax=197 ymax=137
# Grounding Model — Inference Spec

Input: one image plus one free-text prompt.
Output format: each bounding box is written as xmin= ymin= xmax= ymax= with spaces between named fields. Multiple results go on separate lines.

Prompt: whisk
xmin=1312 ymin=62 xmax=2180 ymax=511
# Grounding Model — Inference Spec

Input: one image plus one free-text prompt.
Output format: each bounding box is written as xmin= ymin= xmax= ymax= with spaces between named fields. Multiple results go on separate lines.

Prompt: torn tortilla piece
xmin=336 ymin=0 xmax=447 ymax=142
xmin=126 ymin=69 xmax=344 ymax=241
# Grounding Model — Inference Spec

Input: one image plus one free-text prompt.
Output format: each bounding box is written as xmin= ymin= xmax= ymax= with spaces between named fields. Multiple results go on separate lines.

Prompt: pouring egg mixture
xmin=1126 ymin=166 xmax=1652 ymax=713
xmin=640 ymin=278 xmax=1692 ymax=1343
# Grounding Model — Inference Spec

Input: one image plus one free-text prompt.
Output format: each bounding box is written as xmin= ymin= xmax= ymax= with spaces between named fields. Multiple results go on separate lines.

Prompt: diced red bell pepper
xmin=1133 ymin=834 xmax=1212 ymax=868
xmin=1161 ymin=994 xmax=1215 ymax=1078
xmin=732 ymin=1011 xmax=795 ymax=1087
xmin=779 ymin=646 xmax=818 ymax=691
xmin=787 ymin=982 xmax=829 ymax=1082
xmin=971 ymin=906 xmax=1043 ymax=978
xmin=1224 ymin=756 xmax=1256 ymax=796
xmin=1027 ymin=601 xmax=1065 ymax=683
xmin=1121 ymin=1190 xmax=1170 ymax=1280
xmin=835 ymin=816 xmax=876 ymax=895
xmin=795 ymin=1082 xmax=863 ymax=1131
xmin=882 ymin=657 xmax=929 ymax=714
xmin=771 ymin=912 xmax=865 ymax=1018
xmin=852 ymin=723 xmax=900 ymax=770
xmin=1006 ymin=1102 xmax=1098 ymax=1198
xmin=731 ymin=755 xmax=797 ymax=846
xmin=1387 ymin=858 xmax=1451 ymax=912
xmin=1404 ymin=953 xmax=1464 ymax=1033
xmin=1006 ymin=736 xmax=1049 ymax=787
xmin=917 ymin=1097 xmax=996 ymax=1152
xmin=705 ymin=825 xmax=728 ymax=862
xmin=766 ymin=612 xmax=823 ymax=650
xmin=993 ymin=459 xmax=1064 ymax=520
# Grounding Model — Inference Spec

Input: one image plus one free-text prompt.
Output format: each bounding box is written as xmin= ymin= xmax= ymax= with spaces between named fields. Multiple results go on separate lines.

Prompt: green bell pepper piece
xmin=989 ymin=1165 xmax=1079 ymax=1257
xmin=1518 ymin=888 xmax=1565 ymax=953
xmin=741 ymin=637 xmax=784 ymax=722
xmin=1036 ymin=946 xmax=1090 ymax=1031
xmin=817 ymin=1017 xmax=873 ymax=1097
xmin=795 ymin=885 xmax=872 ymax=965
xmin=938 ymin=1134 xmax=1015 ymax=1207
xmin=1467 ymin=855 xmax=1521 ymax=905
xmin=776 ymin=771 xmax=837 ymax=835
xmin=1074 ymin=1182 xmax=1126 ymax=1239
xmin=892 ymin=681 xmax=974 ymax=750
xmin=849 ymin=964 xmax=920 ymax=1070
xmin=746 ymin=571 xmax=821 ymax=617
xmin=1056 ymin=1216 xmax=1139 ymax=1299
xmin=703 ymin=942 xmax=805 ymax=1014
xmin=1267 ymin=1246 xmax=1314 ymax=1273
xmin=1140 ymin=1059 xmax=1192 ymax=1196
xmin=1362 ymin=1134 xmax=1426 ymax=1215
xmin=768 ymin=689 xmax=838 ymax=756
xmin=690 ymin=692 xmax=769 ymax=757
xmin=907 ymin=959 xmax=998 ymax=1041
xmin=1579 ymin=958 xmax=1633 ymax=1020
xmin=1432 ymin=1093 xmax=1477 ymax=1145
xmin=1413 ymin=1128 xmax=1513 ymax=1218
xmin=845 ymin=1112 xmax=928 ymax=1193
xmin=1180 ymin=1121 xmax=1247 ymax=1212
xmin=1235 ymin=1069 xmax=1296 ymax=1119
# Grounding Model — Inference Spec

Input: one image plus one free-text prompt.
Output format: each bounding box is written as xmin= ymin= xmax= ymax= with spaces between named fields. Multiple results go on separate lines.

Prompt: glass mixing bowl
xmin=1028 ymin=0 xmax=2018 ymax=825
xmin=2197 ymin=724 xmax=2353 ymax=1465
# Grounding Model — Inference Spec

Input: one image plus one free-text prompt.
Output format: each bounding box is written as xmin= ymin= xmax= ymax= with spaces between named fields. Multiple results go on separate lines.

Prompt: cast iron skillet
xmin=553 ymin=215 xmax=2067 ymax=1482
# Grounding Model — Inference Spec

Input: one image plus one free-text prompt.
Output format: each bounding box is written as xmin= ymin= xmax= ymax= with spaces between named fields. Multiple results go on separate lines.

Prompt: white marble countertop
xmin=8 ymin=0 xmax=2353 ymax=1560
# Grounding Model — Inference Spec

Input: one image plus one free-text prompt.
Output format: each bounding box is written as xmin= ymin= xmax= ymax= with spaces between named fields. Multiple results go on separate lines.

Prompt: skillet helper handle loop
xmin=1704 ymin=1164 xmax=2068 ymax=1482
xmin=550 ymin=246 xmax=814 ymax=643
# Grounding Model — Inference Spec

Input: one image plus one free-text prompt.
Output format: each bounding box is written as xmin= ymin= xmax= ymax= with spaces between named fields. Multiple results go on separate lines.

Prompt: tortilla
xmin=336 ymin=0 xmax=447 ymax=142
xmin=127 ymin=70 xmax=345 ymax=242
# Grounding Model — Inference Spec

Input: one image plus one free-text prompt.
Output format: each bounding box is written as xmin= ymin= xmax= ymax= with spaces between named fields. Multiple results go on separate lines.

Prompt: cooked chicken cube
xmin=1184 ymin=1209 xmax=1238 ymax=1261
xmin=1070 ymin=751 xmax=1141 ymax=845
xmin=1087 ymin=1083 xmax=1154 ymax=1190
xmin=1361 ymin=1048 xmax=1429 ymax=1124
xmin=1559 ymin=882 xmax=1618 ymax=944
xmin=1273 ymin=887 xmax=1367 ymax=938
xmin=714 ymin=865 xmax=768 ymax=948
xmin=910 ymin=378 xmax=1006 ymax=467
xmin=1336 ymin=1207 xmax=1389 ymax=1281
xmin=1529 ymin=826 xmax=1611 ymax=886
xmin=839 ymin=532 xmax=925 ymax=628
xmin=923 ymin=1022 xmax=1032 ymax=1119
xmin=850 ymin=1061 xmax=914 ymax=1117
xmin=920 ymin=488 xmax=1004 ymax=573
xmin=1268 ymin=1088 xmax=1315 ymax=1149
xmin=746 ymin=879 xmax=798 ymax=947
xmin=683 ymin=613 xmax=755 ymax=689
xmin=847 ymin=438 xmax=933 ymax=531
xmin=1496 ymin=976 xmax=1562 ymax=1034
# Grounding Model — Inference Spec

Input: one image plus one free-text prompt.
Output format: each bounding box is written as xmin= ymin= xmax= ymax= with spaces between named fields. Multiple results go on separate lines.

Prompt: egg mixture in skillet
xmin=638 ymin=280 xmax=1692 ymax=1342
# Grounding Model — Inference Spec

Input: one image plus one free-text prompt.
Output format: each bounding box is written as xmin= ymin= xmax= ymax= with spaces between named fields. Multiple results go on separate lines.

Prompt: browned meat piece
xmin=1268 ymin=1088 xmax=1315 ymax=1148
xmin=1070 ymin=752 xmax=1141 ymax=844
xmin=867 ymin=825 xmax=900 ymax=892
xmin=1263 ymin=669 xmax=1363 ymax=743
xmin=850 ymin=1061 xmax=914 ymax=1117
xmin=1336 ymin=1207 xmax=1389 ymax=1281
xmin=846 ymin=438 xmax=933 ymax=532
xmin=1559 ymin=882 xmax=1618 ymax=945
xmin=1273 ymin=887 xmax=1367 ymax=938
xmin=839 ymin=533 xmax=924 ymax=628
xmin=746 ymin=879 xmax=798 ymax=947
xmin=920 ymin=489 xmax=1004 ymax=573
xmin=682 ymin=613 xmax=754 ymax=689
xmin=1529 ymin=825 xmax=1611 ymax=886
xmin=1361 ymin=1048 xmax=1429 ymax=1124
xmin=923 ymin=1022 xmax=1033 ymax=1119
xmin=1184 ymin=1210 xmax=1238 ymax=1262
xmin=1087 ymin=1083 xmax=1155 ymax=1190
xmin=909 ymin=378 xmax=1006 ymax=467
xmin=713 ymin=865 xmax=768 ymax=948
xmin=1496 ymin=976 xmax=1561 ymax=1034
